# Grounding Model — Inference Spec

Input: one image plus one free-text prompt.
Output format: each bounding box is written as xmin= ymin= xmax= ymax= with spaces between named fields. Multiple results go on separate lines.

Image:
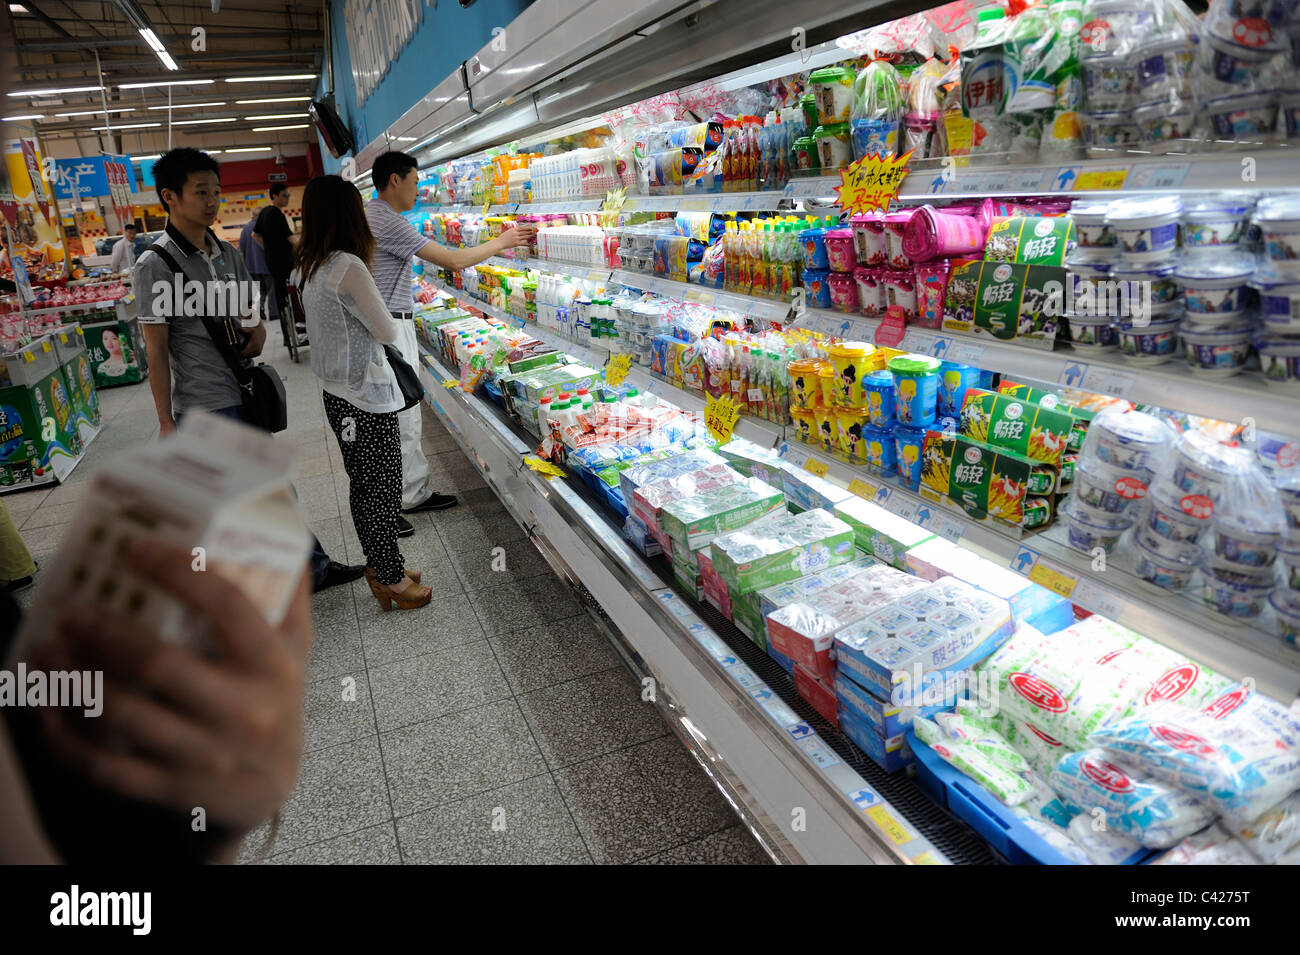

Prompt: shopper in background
xmin=1 ymin=538 xmax=314 ymax=864
xmin=239 ymin=204 xmax=272 ymax=322
xmin=297 ymin=174 xmax=432 ymax=611
xmin=254 ymin=182 xmax=296 ymax=344
xmin=0 ymin=499 xmax=35 ymax=592
xmin=136 ymin=148 xmax=363 ymax=595
xmin=109 ymin=223 xmax=138 ymax=275
xmin=366 ymin=150 xmax=533 ymax=522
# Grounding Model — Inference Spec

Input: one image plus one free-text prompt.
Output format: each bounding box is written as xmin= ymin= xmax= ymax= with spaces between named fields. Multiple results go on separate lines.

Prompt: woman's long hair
xmin=295 ymin=174 xmax=375 ymax=286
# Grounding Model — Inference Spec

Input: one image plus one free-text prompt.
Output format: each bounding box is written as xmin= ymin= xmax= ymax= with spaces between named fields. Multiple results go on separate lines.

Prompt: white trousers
xmin=391 ymin=319 xmax=430 ymax=508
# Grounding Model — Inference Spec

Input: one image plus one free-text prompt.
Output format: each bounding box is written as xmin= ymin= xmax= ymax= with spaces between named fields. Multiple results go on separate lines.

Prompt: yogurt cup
xmin=818 ymin=361 xmax=837 ymax=408
xmin=863 ymin=424 xmax=897 ymax=475
xmin=852 ymin=116 xmax=902 ymax=162
xmin=1108 ymin=196 xmax=1182 ymax=264
xmin=823 ymin=228 xmax=857 ymax=273
xmin=814 ymin=123 xmax=853 ymax=169
xmin=894 ymin=425 xmax=927 ymax=489
xmin=1278 ymin=541 xmax=1300 ymax=591
xmin=811 ymin=65 xmax=856 ymax=124
xmin=854 ymin=266 xmax=887 ymax=317
xmin=1255 ymin=331 xmax=1300 ymax=386
xmin=1062 ymin=497 xmax=1132 ymax=554
xmin=1182 ymin=197 xmax=1255 ymax=251
xmin=1069 ymin=199 xmax=1116 ymax=250
xmin=862 ymin=370 xmax=897 ymax=427
xmin=1132 ymin=99 xmax=1199 ymax=152
xmin=1275 ymin=472 xmax=1300 ymax=533
xmin=1089 ymin=408 xmax=1172 ymax=471
xmin=1117 ymin=309 xmax=1182 ymax=362
xmin=1179 ymin=315 xmax=1255 ymax=376
xmin=1081 ymin=1 xmax=1158 ymax=58
xmin=1205 ymin=92 xmax=1280 ymax=142
xmin=902 ymin=205 xmax=986 ymax=261
xmin=1141 ymin=485 xmax=1211 ymax=545
xmin=788 ymin=358 xmax=830 ymax=410
xmin=849 ymin=213 xmax=888 ymax=266
xmin=1083 ymin=54 xmax=1135 ymax=110
xmin=1201 ymin=29 xmax=1280 ymax=87
xmin=836 ymin=406 xmax=871 ymax=462
xmin=813 ymin=406 xmax=839 ymax=454
xmin=1173 ymin=256 xmax=1255 ymax=315
xmin=1067 ymin=313 xmax=1117 ymax=348
xmin=888 ymin=354 xmax=941 ymax=428
xmin=802 ymin=268 xmax=832 ymax=309
xmin=1253 ymin=275 xmax=1300 ymax=331
xmin=914 ymin=262 xmax=949 ymax=329
xmin=881 ymin=270 xmax=918 ymax=318
xmin=1269 ymin=590 xmax=1300 ymax=645
xmin=1171 ymin=430 xmax=1251 ymax=501
xmin=1211 ymin=515 xmax=1279 ymax=567
xmin=1254 ymin=195 xmax=1300 ymax=275
xmin=1084 ymin=109 xmax=1140 ymax=156
xmin=883 ymin=212 xmax=914 ymax=270
xmin=1197 ymin=565 xmax=1274 ymax=619
xmin=1134 ymin=531 xmax=1199 ymax=591
xmin=790 ymin=408 xmax=818 ymax=445
xmin=1132 ymin=38 xmax=1196 ymax=101
xmin=792 ymin=136 xmax=819 ymax=171
xmin=936 ymin=361 xmax=980 ymax=419
xmin=828 ymin=341 xmax=873 ymax=407
xmin=1073 ymin=459 xmax=1150 ymax=516
xmin=1110 ymin=262 xmax=1179 ymax=306
xmin=799 ymin=224 xmax=831 ymax=270
xmin=827 ymin=271 xmax=859 ymax=313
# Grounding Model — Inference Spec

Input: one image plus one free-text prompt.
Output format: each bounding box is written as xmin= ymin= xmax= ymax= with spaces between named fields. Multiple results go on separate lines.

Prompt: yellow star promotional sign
xmin=836 ymin=149 xmax=916 ymax=217
xmin=601 ymin=186 xmax=627 ymax=213
xmin=524 ymin=456 xmax=566 ymax=479
xmin=704 ymin=392 xmax=742 ymax=445
xmin=605 ymin=353 xmax=633 ymax=388
xmin=441 ymin=378 xmax=460 ymax=389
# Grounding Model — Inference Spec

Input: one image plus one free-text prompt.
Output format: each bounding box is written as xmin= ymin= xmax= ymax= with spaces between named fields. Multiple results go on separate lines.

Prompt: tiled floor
xmin=4 ymin=335 xmax=770 ymax=866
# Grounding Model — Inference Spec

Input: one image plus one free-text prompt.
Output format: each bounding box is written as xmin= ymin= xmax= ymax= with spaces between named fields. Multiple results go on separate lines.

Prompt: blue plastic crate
xmin=603 ymin=482 xmax=628 ymax=519
xmin=483 ymin=378 xmax=505 ymax=409
xmin=906 ymin=732 xmax=1152 ymax=866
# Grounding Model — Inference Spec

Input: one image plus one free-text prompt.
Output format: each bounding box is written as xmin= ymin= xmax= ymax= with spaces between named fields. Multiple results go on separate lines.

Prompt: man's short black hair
xmin=152 ymin=148 xmax=220 ymax=212
xmin=372 ymin=150 xmax=418 ymax=192
xmin=123 ymin=223 xmax=138 ymax=233
xmin=269 ymin=182 xmax=288 ymax=199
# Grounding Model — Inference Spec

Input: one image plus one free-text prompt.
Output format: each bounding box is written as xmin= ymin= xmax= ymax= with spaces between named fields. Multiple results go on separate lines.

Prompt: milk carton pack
xmin=794 ymin=662 xmax=840 ymax=729
xmin=756 ymin=559 xmax=874 ymax=620
xmin=697 ymin=547 xmax=732 ymax=619
xmin=616 ymin=448 xmax=728 ymax=505
xmin=659 ymin=477 xmax=785 ymax=551
xmin=10 ymin=413 xmax=312 ymax=659
xmin=729 ymin=589 xmax=766 ymax=646
xmin=840 ymin=708 xmax=913 ymax=772
xmin=781 ymin=466 xmax=855 ymax=513
xmin=832 ymin=496 xmax=935 ymax=570
xmin=717 ymin=437 xmax=789 ymax=487
xmin=833 ymin=576 xmax=1013 ymax=704
xmin=710 ymin=508 xmax=857 ymax=594
xmin=834 ymin=665 xmax=953 ymax=737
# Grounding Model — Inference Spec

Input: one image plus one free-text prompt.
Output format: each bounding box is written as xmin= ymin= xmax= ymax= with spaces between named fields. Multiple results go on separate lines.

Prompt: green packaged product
xmin=958 ymin=388 xmax=1078 ymax=466
xmin=942 ymin=258 xmax=1063 ymax=349
xmin=920 ymin=431 xmax=1057 ymax=528
xmin=660 ymin=478 xmax=786 ymax=551
xmin=710 ymin=508 xmax=856 ymax=595
xmin=832 ymin=497 xmax=936 ymax=570
xmin=984 ymin=216 xmax=1073 ymax=266
xmin=716 ymin=438 xmax=790 ymax=487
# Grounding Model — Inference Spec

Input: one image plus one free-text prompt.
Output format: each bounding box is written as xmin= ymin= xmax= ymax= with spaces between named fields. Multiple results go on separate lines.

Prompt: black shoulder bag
xmin=146 ymin=241 xmax=288 ymax=433
xmin=380 ymin=264 xmax=427 ymax=412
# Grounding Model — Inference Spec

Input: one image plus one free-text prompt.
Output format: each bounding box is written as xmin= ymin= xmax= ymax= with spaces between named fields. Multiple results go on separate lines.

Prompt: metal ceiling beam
xmin=16 ymin=1 xmax=74 ymax=37
xmin=15 ymin=50 xmax=321 ymax=74
xmin=16 ymin=30 xmax=323 ymax=51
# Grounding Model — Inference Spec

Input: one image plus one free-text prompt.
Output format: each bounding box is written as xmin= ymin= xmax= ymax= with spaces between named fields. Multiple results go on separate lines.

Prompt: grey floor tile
xmin=302 ymin=670 xmax=377 ymax=753
xmin=355 ymin=591 xmax=485 ymax=666
xmin=252 ymin=736 xmax=391 ymax=855
xmin=553 ymin=736 xmax=737 ymax=864
xmin=443 ymin=534 xmax=551 ymax=591
xmin=309 ymin=516 xmax=347 ymax=565
xmin=20 ymin=501 xmax=83 ymax=530
xmin=434 ymin=511 xmax=526 ymax=551
xmin=307 ymin=617 xmax=365 ymax=683
xmin=41 ymin=480 xmax=92 ymax=507
xmin=367 ymin=640 xmax=511 ymax=732
xmin=488 ymin=615 xmax=621 ymax=694
xmin=295 ymin=473 xmax=341 ymax=521
xmin=380 ymin=698 xmax=547 ymax=816
xmin=310 ymin=580 xmax=356 ymax=632
xmin=466 ymin=574 xmax=584 ymax=637
xmin=1 ymin=488 xmax=50 ymax=514
xmin=429 ymin=486 xmax=511 ymax=518
xmin=395 ymin=774 xmax=591 ymax=865
xmin=517 ymin=667 xmax=668 ymax=768
xmin=292 ymin=453 xmax=338 ymax=481
xmin=636 ymin=825 xmax=773 ymax=865
xmin=22 ymin=522 xmax=72 ymax=566
xmin=266 ymin=822 xmax=402 ymax=865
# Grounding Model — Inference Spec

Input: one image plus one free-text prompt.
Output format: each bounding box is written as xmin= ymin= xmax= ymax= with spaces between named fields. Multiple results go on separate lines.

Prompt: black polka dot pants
xmin=323 ymin=391 xmax=405 ymax=586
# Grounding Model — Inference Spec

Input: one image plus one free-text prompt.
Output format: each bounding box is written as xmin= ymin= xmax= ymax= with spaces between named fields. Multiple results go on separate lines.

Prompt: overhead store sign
xmin=344 ymin=0 xmax=434 ymax=106
xmin=51 ymin=155 xmax=137 ymax=201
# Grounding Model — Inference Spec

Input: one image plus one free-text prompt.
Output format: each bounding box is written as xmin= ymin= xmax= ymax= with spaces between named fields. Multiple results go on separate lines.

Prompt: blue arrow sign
xmin=751 ymin=688 xmax=772 ymax=701
xmin=1013 ymin=547 xmax=1038 ymax=573
xmin=720 ymin=656 xmax=737 ymax=666
xmin=1062 ymin=362 xmax=1087 ymax=386
xmin=840 ymin=320 xmax=852 ymax=338
xmin=875 ymin=487 xmax=892 ymax=504
xmin=917 ymin=506 xmax=931 ymax=525
xmin=1056 ymin=168 xmax=1077 ymax=190
xmin=777 ymin=443 xmax=790 ymax=459
xmin=787 ymin=722 xmax=813 ymax=739
xmin=930 ymin=339 xmax=949 ymax=359
xmin=930 ymin=175 xmax=945 ymax=193
xmin=850 ymin=788 xmax=879 ymax=808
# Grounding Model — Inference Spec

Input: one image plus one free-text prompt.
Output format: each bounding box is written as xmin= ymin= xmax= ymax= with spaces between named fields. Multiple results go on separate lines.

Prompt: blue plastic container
xmin=888 ymin=354 xmax=941 ymax=428
xmin=863 ymin=424 xmax=897 ymax=475
xmin=937 ymin=361 xmax=980 ymax=418
xmin=894 ymin=425 xmax=927 ymax=489
xmin=799 ymin=225 xmax=830 ymax=270
xmin=802 ymin=268 xmax=832 ymax=309
xmin=862 ymin=370 xmax=896 ymax=427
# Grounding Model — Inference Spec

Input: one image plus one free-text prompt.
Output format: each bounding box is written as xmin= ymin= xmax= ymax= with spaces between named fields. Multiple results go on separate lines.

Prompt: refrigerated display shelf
xmin=795 ymin=307 xmax=1300 ymax=440
xmin=609 ymin=270 xmax=793 ymax=323
xmin=777 ymin=438 xmax=1300 ymax=703
xmin=420 ymin=340 xmax=999 ymax=864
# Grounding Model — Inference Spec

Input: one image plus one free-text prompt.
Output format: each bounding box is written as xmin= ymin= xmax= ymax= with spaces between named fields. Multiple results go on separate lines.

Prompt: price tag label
xmin=605 ymin=353 xmax=633 ymax=387
xmin=41 ymin=340 xmax=51 ymax=352
xmin=59 ymin=333 xmax=69 ymax=344
xmin=586 ymin=269 xmax=609 ymax=284
xmin=705 ymin=392 xmax=742 ymax=444
xmin=1011 ymin=168 xmax=1049 ymax=192
xmin=903 ymin=331 xmax=936 ymax=354
xmin=684 ymin=288 xmax=716 ymax=306
xmin=22 ymin=352 xmax=34 ymax=363
xmin=1075 ymin=167 xmax=1130 ymax=191
xmin=1028 ymin=561 xmax=1078 ymax=599
xmin=1073 ymin=580 xmax=1125 ymax=621
xmin=746 ymin=387 xmax=763 ymax=403
xmin=680 ymin=197 xmax=709 ymax=212
xmin=950 ymin=340 xmax=985 ymax=363
xmin=848 ymin=478 xmax=877 ymax=500
xmin=865 ymin=805 xmax=915 ymax=845
xmin=837 ymin=151 xmax=915 ymax=216
xmin=804 ymin=457 xmax=829 ymax=478
xmin=1127 ymin=163 xmax=1190 ymax=191
xmin=524 ymin=456 xmax=566 ymax=479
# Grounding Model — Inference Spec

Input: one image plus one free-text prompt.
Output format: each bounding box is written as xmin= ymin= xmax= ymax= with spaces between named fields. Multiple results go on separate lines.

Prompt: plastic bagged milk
xmin=1011 ymin=769 xmax=1076 ymax=830
xmin=1050 ymin=750 xmax=1216 ymax=849
xmin=913 ymin=710 xmax=1035 ymax=805
xmin=978 ymin=615 xmax=1233 ymax=750
xmin=992 ymin=713 xmax=1074 ymax=780
xmin=1149 ymin=824 xmax=1260 ymax=866
xmin=1066 ymin=813 xmax=1144 ymax=866
xmin=1088 ymin=683 xmax=1300 ymax=827
xmin=1234 ymin=790 xmax=1300 ymax=864
xmin=1022 ymin=818 xmax=1093 ymax=864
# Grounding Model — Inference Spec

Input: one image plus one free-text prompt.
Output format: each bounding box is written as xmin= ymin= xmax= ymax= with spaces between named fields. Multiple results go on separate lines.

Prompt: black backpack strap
xmin=143 ymin=240 xmax=251 ymax=386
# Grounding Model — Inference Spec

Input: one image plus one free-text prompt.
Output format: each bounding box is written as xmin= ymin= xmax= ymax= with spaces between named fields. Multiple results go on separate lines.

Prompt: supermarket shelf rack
xmin=418 ymin=342 xmax=962 ymax=865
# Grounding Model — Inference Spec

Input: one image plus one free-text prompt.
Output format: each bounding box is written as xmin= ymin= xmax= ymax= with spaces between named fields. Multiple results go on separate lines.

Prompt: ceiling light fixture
xmin=118 ymin=79 xmax=214 ymax=90
xmin=147 ymin=102 xmax=226 ymax=110
xmin=252 ymin=124 xmax=309 ymax=132
xmin=56 ymin=108 xmax=137 ymax=117
xmin=242 ymin=113 xmax=309 ymax=120
xmin=224 ymin=146 xmax=271 ymax=153
xmin=2 ymin=113 xmax=44 ymax=121
xmin=92 ymin=121 xmax=162 ymax=130
xmin=235 ymin=96 xmax=312 ymax=104
xmin=8 ymin=85 xmax=106 ymax=97
xmin=225 ymin=74 xmax=317 ymax=83
xmin=132 ymin=154 xmax=162 ymax=161
xmin=170 ymin=117 xmax=238 ymax=126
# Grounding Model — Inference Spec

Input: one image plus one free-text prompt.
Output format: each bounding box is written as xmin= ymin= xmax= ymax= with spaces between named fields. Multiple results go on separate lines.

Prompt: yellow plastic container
xmin=827 ymin=341 xmax=874 ymax=408
xmin=788 ymin=358 xmax=829 ymax=411
xmin=812 ymin=406 xmax=839 ymax=455
xmin=818 ymin=362 xmax=837 ymax=409
xmin=836 ymin=406 xmax=870 ymax=462
xmin=790 ymin=408 xmax=818 ymax=445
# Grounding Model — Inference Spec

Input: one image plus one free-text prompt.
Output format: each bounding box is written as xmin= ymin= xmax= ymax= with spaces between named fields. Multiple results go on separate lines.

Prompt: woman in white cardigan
xmin=295 ymin=176 xmax=431 ymax=611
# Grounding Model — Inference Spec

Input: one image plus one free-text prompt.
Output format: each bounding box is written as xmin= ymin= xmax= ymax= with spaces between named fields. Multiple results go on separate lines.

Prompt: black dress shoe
xmin=397 ymin=515 xmax=416 ymax=537
xmin=313 ymin=561 xmax=366 ymax=593
xmin=5 ymin=574 xmax=34 ymax=593
xmin=403 ymin=492 xmax=459 ymax=513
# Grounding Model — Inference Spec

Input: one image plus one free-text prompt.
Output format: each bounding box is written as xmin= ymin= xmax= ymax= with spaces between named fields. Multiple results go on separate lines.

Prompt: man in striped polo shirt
xmin=366 ymin=151 xmax=532 ymax=525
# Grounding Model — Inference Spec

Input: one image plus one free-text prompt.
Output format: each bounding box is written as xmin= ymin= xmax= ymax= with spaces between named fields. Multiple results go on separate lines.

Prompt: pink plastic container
xmin=975 ymin=198 xmax=1038 ymax=236
xmin=902 ymin=205 xmax=987 ymax=262
xmin=884 ymin=211 xmax=914 ymax=269
xmin=827 ymin=272 xmax=859 ymax=313
xmin=823 ymin=228 xmax=857 ymax=273
xmin=914 ymin=261 xmax=951 ymax=329
xmin=881 ymin=269 xmax=917 ymax=318
xmin=849 ymin=213 xmax=888 ymax=266
xmin=855 ymin=267 xmax=887 ymax=317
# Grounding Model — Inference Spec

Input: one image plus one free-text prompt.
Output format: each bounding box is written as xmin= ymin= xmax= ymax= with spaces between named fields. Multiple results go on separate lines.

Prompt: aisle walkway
xmin=6 ymin=335 xmax=769 ymax=865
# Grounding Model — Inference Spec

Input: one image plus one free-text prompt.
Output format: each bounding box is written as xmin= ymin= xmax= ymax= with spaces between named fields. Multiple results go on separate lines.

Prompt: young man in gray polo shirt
xmin=136 ymin=148 xmax=363 ymax=593
xmin=366 ymin=151 xmax=532 ymax=517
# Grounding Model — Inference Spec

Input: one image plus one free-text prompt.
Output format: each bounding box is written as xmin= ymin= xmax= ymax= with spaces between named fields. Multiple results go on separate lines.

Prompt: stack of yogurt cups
xmin=1061 ymin=408 xmax=1174 ymax=558
xmin=1250 ymin=195 xmax=1300 ymax=389
xmin=1273 ymin=470 xmax=1300 ymax=643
